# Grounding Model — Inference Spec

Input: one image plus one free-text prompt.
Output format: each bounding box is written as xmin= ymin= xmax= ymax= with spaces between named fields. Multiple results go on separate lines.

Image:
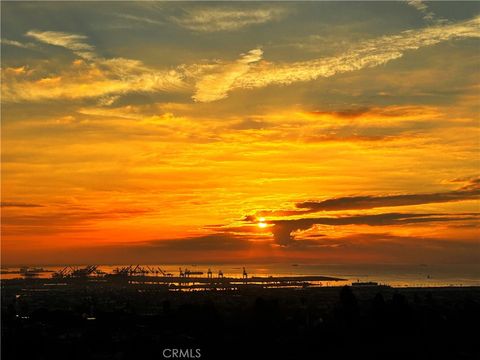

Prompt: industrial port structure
xmin=6 ymin=265 xmax=347 ymax=291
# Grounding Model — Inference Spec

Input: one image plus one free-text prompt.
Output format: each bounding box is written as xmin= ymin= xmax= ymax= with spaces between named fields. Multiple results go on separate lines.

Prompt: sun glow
xmin=258 ymin=217 xmax=267 ymax=228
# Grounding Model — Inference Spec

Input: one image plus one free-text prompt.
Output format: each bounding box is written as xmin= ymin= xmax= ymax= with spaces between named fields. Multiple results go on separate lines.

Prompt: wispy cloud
xmin=26 ymin=30 xmax=96 ymax=59
xmin=3 ymin=31 xmax=186 ymax=103
xmin=2 ymin=60 xmax=186 ymax=103
xmin=5 ymin=16 xmax=479 ymax=104
xmin=295 ymin=187 xmax=480 ymax=213
xmin=115 ymin=13 xmax=164 ymax=26
xmin=406 ymin=0 xmax=444 ymax=24
xmin=194 ymin=15 xmax=480 ymax=102
xmin=1 ymin=38 xmax=36 ymax=49
xmin=0 ymin=202 xmax=43 ymax=208
xmin=192 ymin=48 xmax=263 ymax=102
xmin=2 ymin=205 xmax=151 ymax=236
xmin=172 ymin=7 xmax=287 ymax=32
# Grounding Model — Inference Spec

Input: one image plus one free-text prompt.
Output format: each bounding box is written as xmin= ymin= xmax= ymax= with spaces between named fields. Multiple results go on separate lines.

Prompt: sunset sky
xmin=1 ymin=1 xmax=479 ymax=265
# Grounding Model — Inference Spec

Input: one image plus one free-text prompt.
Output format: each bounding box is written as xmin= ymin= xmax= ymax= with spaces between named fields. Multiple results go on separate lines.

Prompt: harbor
xmin=2 ymin=265 xmax=348 ymax=291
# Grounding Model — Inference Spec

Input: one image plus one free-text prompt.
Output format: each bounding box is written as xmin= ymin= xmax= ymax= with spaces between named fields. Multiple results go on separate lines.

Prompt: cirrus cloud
xmin=172 ymin=7 xmax=287 ymax=32
xmin=4 ymin=16 xmax=480 ymax=104
xmin=26 ymin=30 xmax=96 ymax=60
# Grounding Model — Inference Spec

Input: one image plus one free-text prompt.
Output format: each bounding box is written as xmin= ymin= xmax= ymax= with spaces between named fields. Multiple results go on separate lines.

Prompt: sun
xmin=257 ymin=217 xmax=267 ymax=228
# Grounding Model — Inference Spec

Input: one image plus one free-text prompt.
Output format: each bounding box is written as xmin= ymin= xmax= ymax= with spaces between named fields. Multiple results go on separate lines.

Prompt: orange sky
xmin=1 ymin=2 xmax=479 ymax=265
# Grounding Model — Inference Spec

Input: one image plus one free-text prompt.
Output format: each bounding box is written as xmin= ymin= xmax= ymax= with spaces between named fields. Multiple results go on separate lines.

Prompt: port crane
xmin=157 ymin=267 xmax=173 ymax=277
xmin=52 ymin=265 xmax=102 ymax=278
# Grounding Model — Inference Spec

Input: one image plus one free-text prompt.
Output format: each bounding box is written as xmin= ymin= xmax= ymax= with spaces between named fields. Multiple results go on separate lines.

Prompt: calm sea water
xmin=1 ymin=263 xmax=479 ymax=287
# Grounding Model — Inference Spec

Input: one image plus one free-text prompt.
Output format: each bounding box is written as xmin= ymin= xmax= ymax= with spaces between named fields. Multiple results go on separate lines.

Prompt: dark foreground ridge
xmin=2 ymin=278 xmax=479 ymax=360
